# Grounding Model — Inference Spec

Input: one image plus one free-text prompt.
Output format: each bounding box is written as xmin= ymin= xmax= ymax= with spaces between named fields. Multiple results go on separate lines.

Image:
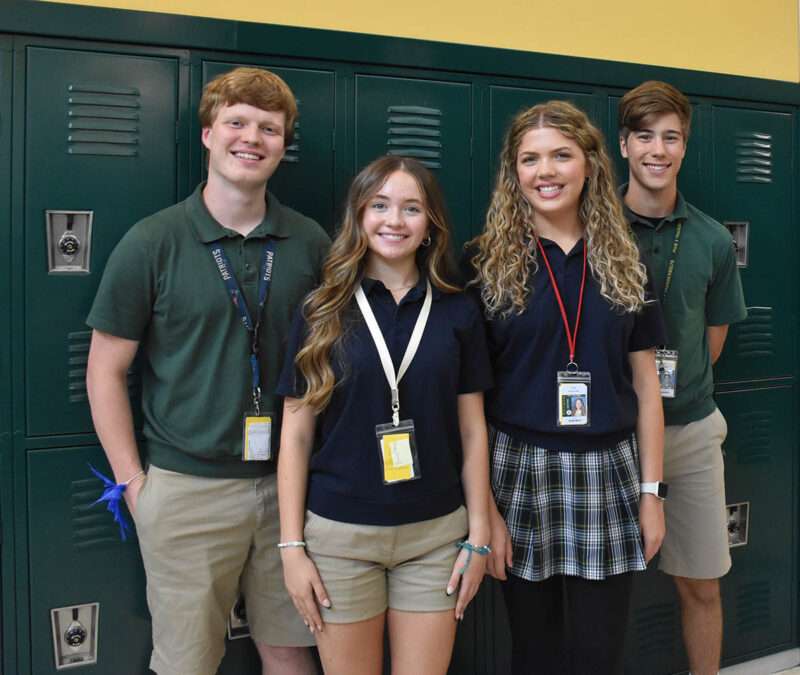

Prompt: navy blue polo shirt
xmin=277 ymin=276 xmax=493 ymax=526
xmin=467 ymin=238 xmax=665 ymax=451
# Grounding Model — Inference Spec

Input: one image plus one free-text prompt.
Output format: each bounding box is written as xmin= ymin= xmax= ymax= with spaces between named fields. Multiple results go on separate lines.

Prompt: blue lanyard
xmin=207 ymin=240 xmax=276 ymax=414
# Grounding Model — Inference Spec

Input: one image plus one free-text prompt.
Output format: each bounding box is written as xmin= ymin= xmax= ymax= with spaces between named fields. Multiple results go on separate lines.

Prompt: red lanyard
xmin=536 ymin=238 xmax=587 ymax=366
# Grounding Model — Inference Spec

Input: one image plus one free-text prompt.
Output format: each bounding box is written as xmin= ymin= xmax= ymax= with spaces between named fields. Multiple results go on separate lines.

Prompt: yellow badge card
xmin=243 ymin=415 xmax=272 ymax=461
xmin=381 ymin=433 xmax=415 ymax=483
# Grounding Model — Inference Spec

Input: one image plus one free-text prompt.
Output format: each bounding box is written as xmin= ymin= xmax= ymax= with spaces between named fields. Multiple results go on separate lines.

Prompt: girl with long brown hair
xmin=467 ymin=101 xmax=666 ymax=674
xmin=277 ymin=156 xmax=492 ymax=675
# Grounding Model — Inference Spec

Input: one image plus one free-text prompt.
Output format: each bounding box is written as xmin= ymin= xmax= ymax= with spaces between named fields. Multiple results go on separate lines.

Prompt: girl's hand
xmin=280 ymin=548 xmax=331 ymax=634
xmin=487 ymin=502 xmax=513 ymax=580
xmin=639 ymin=494 xmax=666 ymax=562
xmin=446 ymin=545 xmax=488 ymax=621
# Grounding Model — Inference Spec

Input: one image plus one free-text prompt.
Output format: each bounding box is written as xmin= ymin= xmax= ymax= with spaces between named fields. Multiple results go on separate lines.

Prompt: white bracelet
xmin=277 ymin=540 xmax=307 ymax=549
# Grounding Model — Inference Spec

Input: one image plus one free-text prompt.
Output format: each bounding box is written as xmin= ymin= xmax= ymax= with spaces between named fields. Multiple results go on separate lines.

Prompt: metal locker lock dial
xmin=58 ymin=232 xmax=81 ymax=258
xmin=45 ymin=210 xmax=93 ymax=274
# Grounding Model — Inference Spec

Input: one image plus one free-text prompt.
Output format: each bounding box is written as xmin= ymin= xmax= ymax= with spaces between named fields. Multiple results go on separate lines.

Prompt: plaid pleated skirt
xmin=490 ymin=426 xmax=646 ymax=582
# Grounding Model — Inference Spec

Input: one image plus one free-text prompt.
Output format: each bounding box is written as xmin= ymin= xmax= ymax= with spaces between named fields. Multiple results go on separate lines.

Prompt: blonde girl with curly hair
xmin=277 ymin=155 xmax=493 ymax=675
xmin=466 ymin=101 xmax=666 ymax=674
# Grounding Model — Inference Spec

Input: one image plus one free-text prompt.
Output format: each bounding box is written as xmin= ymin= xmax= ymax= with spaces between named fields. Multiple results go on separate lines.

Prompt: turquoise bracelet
xmin=456 ymin=540 xmax=492 ymax=575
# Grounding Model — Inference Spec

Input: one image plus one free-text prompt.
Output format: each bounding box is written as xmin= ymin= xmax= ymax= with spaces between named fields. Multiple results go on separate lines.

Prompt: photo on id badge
xmin=558 ymin=383 xmax=589 ymax=426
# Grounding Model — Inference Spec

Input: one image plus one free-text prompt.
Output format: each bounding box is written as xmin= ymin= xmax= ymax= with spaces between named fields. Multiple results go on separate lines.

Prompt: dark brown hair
xmin=618 ymin=80 xmax=692 ymax=141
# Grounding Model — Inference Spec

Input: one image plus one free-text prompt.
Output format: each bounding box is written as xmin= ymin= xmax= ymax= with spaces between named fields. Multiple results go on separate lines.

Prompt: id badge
xmin=243 ymin=413 xmax=273 ymax=461
xmin=655 ymin=349 xmax=679 ymax=399
xmin=375 ymin=419 xmax=421 ymax=484
xmin=557 ymin=371 xmax=591 ymax=427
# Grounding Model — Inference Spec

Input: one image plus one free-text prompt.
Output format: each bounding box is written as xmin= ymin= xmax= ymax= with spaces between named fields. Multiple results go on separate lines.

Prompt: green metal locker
xmin=0 ymin=33 xmax=14 ymax=675
xmin=23 ymin=46 xmax=181 ymax=436
xmin=202 ymin=61 xmax=337 ymax=232
xmin=354 ymin=74 xmax=473 ymax=248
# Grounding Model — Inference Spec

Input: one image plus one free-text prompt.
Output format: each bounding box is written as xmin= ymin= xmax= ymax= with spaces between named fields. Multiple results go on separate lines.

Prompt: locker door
xmin=710 ymin=107 xmax=795 ymax=383
xmin=0 ymin=34 xmax=12 ymax=675
xmin=28 ymin=448 xmax=151 ymax=674
xmin=202 ymin=62 xmax=336 ymax=232
xmin=354 ymin=74 xmax=473 ymax=248
xmin=717 ymin=386 xmax=795 ymax=658
xmin=24 ymin=46 xmax=180 ymax=437
xmin=607 ymin=97 xmax=706 ymax=210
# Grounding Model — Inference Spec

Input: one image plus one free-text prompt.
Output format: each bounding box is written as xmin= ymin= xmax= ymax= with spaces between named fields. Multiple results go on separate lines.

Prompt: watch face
xmin=657 ymin=482 xmax=669 ymax=499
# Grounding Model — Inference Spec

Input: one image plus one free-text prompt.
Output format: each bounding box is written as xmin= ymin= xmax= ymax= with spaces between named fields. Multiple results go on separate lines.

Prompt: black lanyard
xmin=660 ymin=221 xmax=682 ymax=305
xmin=207 ymin=240 xmax=276 ymax=414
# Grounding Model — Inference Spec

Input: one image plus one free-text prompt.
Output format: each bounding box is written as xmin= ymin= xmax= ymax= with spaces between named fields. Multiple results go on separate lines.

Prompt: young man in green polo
xmin=618 ymin=80 xmax=747 ymax=675
xmin=86 ymin=67 xmax=329 ymax=675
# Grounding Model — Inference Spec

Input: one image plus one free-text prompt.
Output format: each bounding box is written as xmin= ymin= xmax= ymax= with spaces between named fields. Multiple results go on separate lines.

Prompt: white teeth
xmin=234 ymin=152 xmax=261 ymax=160
xmin=538 ymin=185 xmax=561 ymax=193
xmin=380 ymin=233 xmax=406 ymax=240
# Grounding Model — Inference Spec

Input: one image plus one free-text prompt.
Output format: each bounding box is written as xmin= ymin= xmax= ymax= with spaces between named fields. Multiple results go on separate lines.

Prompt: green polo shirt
xmin=88 ymin=184 xmax=330 ymax=477
xmin=621 ymin=186 xmax=747 ymax=426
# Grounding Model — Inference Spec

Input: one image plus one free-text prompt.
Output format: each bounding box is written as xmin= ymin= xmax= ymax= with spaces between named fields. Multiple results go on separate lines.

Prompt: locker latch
xmin=51 ymin=602 xmax=99 ymax=669
xmin=723 ymin=221 xmax=749 ymax=268
xmin=46 ymin=210 xmax=93 ymax=274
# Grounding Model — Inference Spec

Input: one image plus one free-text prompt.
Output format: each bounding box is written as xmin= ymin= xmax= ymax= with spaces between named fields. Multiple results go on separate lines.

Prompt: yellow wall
xmin=46 ymin=0 xmax=800 ymax=82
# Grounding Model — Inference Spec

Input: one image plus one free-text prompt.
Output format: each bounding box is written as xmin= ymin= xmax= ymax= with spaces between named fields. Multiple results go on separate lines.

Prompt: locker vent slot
xmin=735 ymin=132 xmax=772 ymax=183
xmin=736 ymin=580 xmax=771 ymax=632
xmin=737 ymin=410 xmax=772 ymax=464
xmin=736 ymin=307 xmax=773 ymax=359
xmin=67 ymin=331 xmax=139 ymax=403
xmin=71 ymin=477 xmax=132 ymax=548
xmin=386 ymin=105 xmax=442 ymax=169
xmin=67 ymin=331 xmax=92 ymax=403
xmin=633 ymin=602 xmax=676 ymax=656
xmin=67 ymin=84 xmax=141 ymax=157
xmin=282 ymin=99 xmax=301 ymax=164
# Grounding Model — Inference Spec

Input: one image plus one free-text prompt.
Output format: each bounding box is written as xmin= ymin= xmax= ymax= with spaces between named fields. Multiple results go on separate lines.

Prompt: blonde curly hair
xmin=468 ymin=100 xmax=647 ymax=317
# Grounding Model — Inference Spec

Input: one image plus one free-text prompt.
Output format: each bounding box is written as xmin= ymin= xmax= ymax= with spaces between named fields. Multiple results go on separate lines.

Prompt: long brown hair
xmin=296 ymin=155 xmax=459 ymax=412
xmin=469 ymin=100 xmax=647 ymax=317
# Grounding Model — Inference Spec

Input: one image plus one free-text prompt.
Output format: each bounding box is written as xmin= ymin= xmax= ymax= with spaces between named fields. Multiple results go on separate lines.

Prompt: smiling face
xmin=201 ymin=103 xmax=286 ymax=192
xmin=620 ymin=112 xmax=686 ymax=198
xmin=516 ymin=126 xmax=589 ymax=228
xmin=361 ymin=170 xmax=430 ymax=271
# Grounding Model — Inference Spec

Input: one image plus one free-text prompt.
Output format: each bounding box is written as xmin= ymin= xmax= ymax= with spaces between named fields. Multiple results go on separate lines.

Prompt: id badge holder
xmin=557 ymin=370 xmax=591 ymax=427
xmin=375 ymin=419 xmax=421 ymax=484
xmin=242 ymin=412 xmax=273 ymax=461
xmin=655 ymin=349 xmax=679 ymax=399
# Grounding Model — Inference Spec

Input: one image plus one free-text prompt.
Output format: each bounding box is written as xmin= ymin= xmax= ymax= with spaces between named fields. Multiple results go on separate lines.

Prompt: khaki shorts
xmin=659 ymin=408 xmax=732 ymax=579
xmin=134 ymin=466 xmax=312 ymax=675
xmin=304 ymin=506 xmax=468 ymax=624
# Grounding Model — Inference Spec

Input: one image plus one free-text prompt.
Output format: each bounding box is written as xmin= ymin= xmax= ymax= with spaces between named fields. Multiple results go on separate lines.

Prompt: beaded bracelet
xmin=277 ymin=540 xmax=307 ymax=549
xmin=455 ymin=540 xmax=492 ymax=575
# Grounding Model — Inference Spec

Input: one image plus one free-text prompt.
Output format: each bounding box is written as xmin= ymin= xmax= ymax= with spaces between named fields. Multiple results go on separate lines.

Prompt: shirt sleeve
xmin=457 ymin=295 xmax=494 ymax=394
xmin=276 ymin=306 xmax=309 ymax=398
xmin=86 ymin=224 xmax=155 ymax=340
xmin=629 ymin=275 xmax=667 ymax=352
xmin=706 ymin=235 xmax=747 ymax=326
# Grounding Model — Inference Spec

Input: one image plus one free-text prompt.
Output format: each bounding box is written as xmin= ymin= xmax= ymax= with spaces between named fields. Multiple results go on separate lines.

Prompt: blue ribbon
xmin=88 ymin=463 xmax=132 ymax=542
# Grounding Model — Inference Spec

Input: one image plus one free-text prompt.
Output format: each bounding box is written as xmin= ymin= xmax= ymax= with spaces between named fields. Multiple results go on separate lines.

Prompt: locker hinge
xmin=175 ymin=121 xmax=180 ymax=145
xmin=332 ymin=128 xmax=336 ymax=152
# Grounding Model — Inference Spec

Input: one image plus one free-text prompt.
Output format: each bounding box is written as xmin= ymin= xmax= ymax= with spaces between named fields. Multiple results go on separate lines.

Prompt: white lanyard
xmin=355 ymin=279 xmax=433 ymax=426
